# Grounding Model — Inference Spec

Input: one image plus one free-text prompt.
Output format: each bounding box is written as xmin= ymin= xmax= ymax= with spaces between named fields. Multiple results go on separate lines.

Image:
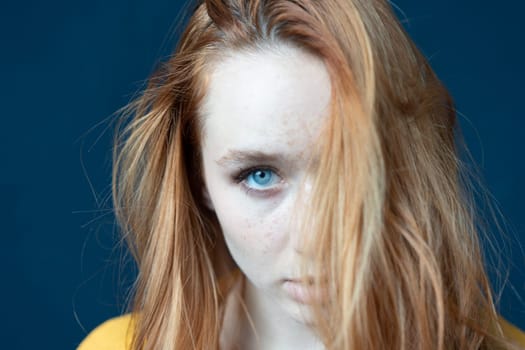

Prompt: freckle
xmin=287 ymin=134 xmax=295 ymax=142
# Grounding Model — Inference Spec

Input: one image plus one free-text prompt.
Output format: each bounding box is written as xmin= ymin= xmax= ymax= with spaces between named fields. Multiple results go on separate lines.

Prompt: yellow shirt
xmin=77 ymin=313 xmax=525 ymax=349
xmin=78 ymin=314 xmax=133 ymax=350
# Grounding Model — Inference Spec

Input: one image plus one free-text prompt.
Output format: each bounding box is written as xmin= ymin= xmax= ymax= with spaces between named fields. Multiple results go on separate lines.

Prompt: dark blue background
xmin=0 ymin=1 xmax=523 ymax=348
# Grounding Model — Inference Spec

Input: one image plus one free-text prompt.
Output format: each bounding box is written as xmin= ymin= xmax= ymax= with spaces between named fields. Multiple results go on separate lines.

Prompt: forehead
xmin=199 ymin=43 xmax=331 ymax=158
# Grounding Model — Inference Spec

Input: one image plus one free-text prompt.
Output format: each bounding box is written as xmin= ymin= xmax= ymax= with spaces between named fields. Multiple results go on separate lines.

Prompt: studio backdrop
xmin=0 ymin=0 xmax=523 ymax=349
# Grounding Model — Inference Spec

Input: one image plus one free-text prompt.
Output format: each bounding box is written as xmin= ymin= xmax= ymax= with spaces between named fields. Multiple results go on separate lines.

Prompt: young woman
xmin=79 ymin=0 xmax=525 ymax=349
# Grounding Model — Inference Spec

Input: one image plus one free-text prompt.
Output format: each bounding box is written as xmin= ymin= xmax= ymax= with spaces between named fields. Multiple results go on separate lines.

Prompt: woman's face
xmin=199 ymin=43 xmax=331 ymax=322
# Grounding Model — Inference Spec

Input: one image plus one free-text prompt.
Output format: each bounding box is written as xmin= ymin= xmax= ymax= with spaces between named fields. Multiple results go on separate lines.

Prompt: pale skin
xmin=199 ymin=42 xmax=331 ymax=349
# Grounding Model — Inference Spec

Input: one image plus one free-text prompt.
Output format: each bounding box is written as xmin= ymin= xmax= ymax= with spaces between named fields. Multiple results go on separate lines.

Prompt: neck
xmin=239 ymin=278 xmax=325 ymax=350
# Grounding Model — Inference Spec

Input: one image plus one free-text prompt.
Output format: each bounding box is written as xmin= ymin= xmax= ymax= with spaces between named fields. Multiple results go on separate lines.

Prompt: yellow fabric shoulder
xmin=78 ymin=313 xmax=525 ymax=349
xmin=77 ymin=314 xmax=134 ymax=350
xmin=500 ymin=317 xmax=525 ymax=348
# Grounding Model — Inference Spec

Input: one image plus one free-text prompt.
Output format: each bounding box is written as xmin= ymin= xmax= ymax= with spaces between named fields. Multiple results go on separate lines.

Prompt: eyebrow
xmin=215 ymin=149 xmax=291 ymax=167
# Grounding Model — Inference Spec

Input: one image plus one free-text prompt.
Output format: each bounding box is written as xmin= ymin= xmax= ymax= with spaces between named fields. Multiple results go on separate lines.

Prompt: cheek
xmin=216 ymin=201 xmax=287 ymax=287
xmin=214 ymin=192 xmax=285 ymax=257
xmin=206 ymin=179 xmax=289 ymax=263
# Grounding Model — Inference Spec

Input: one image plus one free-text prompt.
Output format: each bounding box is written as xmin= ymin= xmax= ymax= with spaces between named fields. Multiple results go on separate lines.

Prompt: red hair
xmin=112 ymin=0 xmax=520 ymax=348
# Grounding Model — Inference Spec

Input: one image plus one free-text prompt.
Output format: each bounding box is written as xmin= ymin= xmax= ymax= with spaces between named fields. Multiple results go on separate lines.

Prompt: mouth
xmin=285 ymin=277 xmax=315 ymax=284
xmin=282 ymin=278 xmax=326 ymax=304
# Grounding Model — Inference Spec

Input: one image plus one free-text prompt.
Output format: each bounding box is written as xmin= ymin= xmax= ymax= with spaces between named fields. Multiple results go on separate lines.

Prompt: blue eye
xmin=233 ymin=167 xmax=282 ymax=194
xmin=246 ymin=169 xmax=275 ymax=188
xmin=232 ymin=165 xmax=285 ymax=196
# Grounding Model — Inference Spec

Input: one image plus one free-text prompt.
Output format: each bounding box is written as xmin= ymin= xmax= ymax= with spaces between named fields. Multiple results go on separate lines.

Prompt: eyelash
xmin=232 ymin=166 xmax=283 ymax=196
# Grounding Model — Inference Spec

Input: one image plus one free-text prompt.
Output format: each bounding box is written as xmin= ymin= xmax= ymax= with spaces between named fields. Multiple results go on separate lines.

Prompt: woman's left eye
xmin=234 ymin=167 xmax=283 ymax=194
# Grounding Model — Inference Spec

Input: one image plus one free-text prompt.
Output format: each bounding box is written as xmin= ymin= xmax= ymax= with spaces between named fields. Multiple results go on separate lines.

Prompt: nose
xmin=289 ymin=176 xmax=315 ymax=255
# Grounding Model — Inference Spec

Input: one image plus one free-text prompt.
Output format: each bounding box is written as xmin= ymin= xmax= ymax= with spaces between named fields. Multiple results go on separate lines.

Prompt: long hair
xmin=112 ymin=0 xmax=519 ymax=348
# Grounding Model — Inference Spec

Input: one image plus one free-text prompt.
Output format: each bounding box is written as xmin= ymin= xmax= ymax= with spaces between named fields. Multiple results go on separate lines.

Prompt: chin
xmin=282 ymin=299 xmax=317 ymax=326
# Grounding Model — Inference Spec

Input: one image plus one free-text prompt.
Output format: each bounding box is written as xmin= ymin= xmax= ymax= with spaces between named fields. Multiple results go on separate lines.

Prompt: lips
xmin=282 ymin=278 xmax=326 ymax=304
